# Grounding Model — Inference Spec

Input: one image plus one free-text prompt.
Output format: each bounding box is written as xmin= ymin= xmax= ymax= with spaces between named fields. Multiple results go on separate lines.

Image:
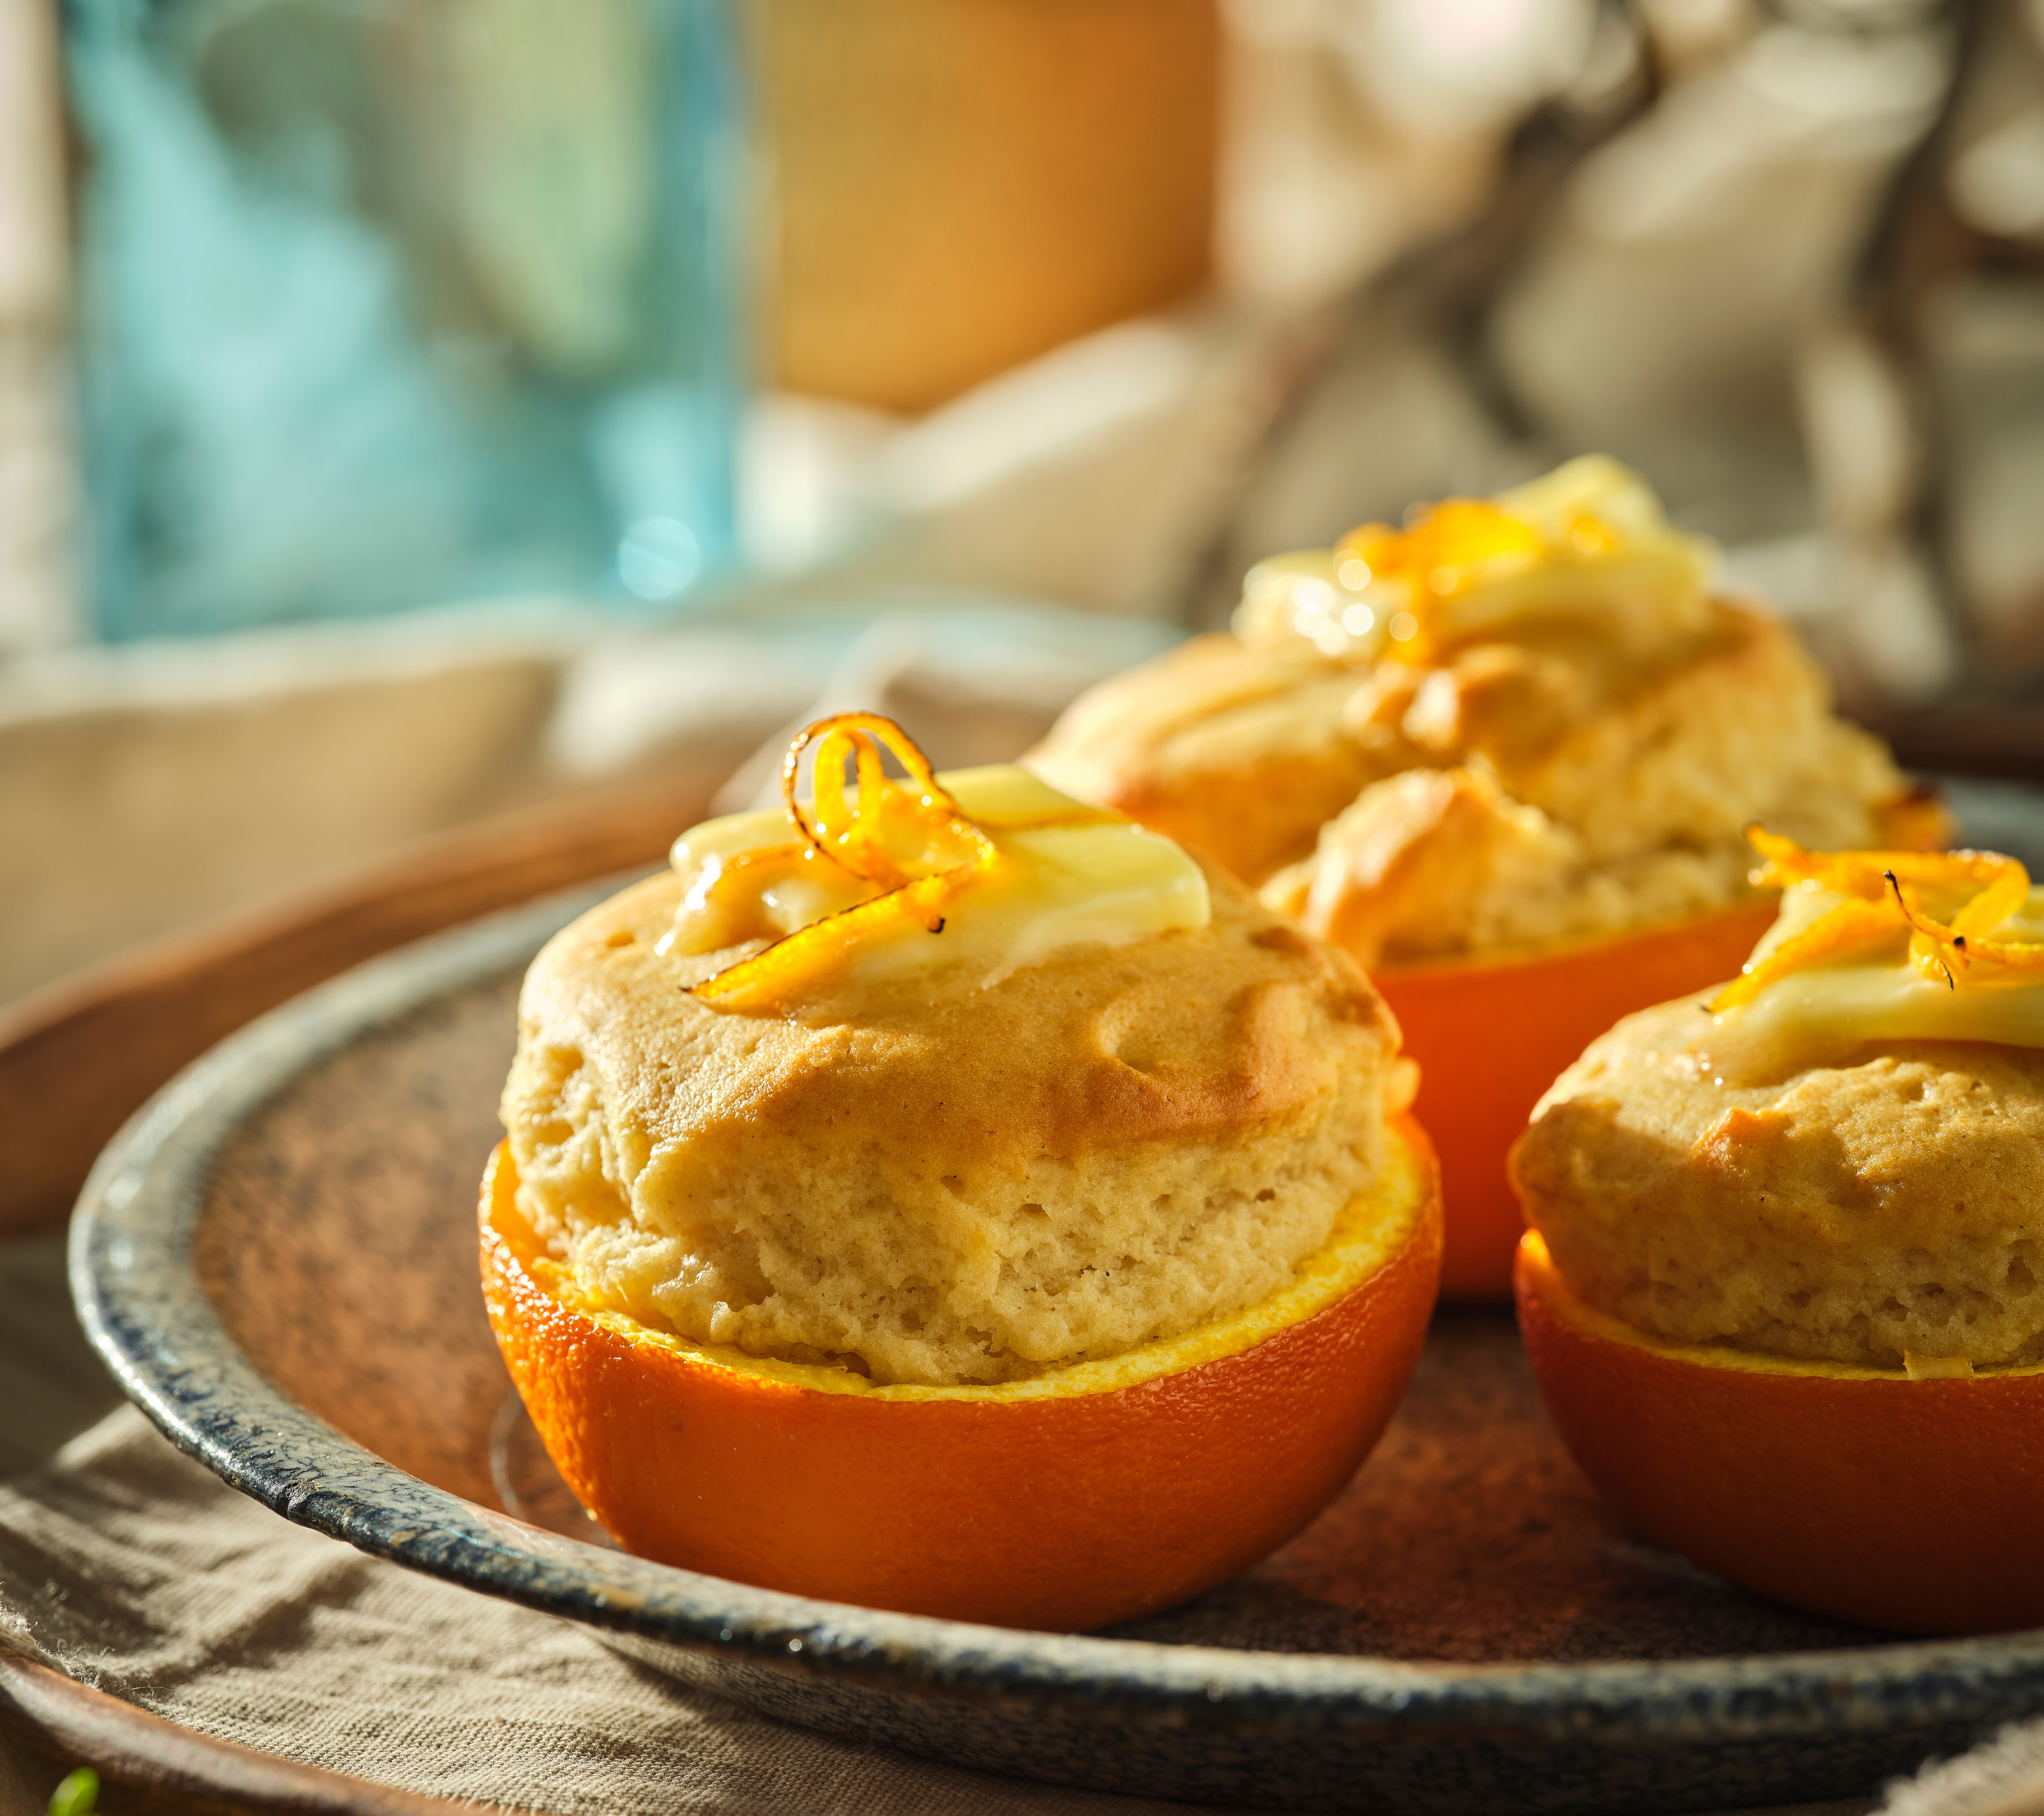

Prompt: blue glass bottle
xmin=64 ymin=0 xmax=743 ymax=638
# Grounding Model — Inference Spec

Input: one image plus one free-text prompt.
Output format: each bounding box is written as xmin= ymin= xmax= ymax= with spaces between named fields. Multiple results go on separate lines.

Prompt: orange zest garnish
xmin=1710 ymin=829 xmax=2043 ymax=1010
xmin=686 ymin=714 xmax=1125 ymax=1010
xmin=1337 ymin=501 xmax=1543 ymax=595
xmin=1884 ymin=864 xmax=2044 ymax=990
xmin=1708 ymin=895 xmax=1900 ymax=1009
xmin=690 ymin=714 xmax=998 ymax=1005
xmin=786 ymin=711 xmax=990 ymax=897
xmin=1336 ymin=501 xmax=1542 ymax=656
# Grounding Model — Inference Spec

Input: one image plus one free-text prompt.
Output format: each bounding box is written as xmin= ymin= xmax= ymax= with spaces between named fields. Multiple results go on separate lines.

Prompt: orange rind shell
xmin=1377 ymin=900 xmax=1778 ymax=1301
xmin=1515 ymin=1231 xmax=2044 ymax=1636
xmin=480 ymin=1119 xmax=1443 ymax=1632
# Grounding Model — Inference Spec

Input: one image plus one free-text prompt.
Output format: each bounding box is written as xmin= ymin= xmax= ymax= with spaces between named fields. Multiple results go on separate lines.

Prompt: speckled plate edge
xmin=64 ymin=878 xmax=2044 ymax=1752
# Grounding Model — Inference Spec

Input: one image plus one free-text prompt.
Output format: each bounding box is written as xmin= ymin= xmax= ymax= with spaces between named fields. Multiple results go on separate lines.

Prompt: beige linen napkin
xmin=0 ymin=1227 xmax=2027 ymax=1816
xmin=0 ymin=1229 xmax=1237 ymax=1814
xmin=0 ymin=1406 xmax=1240 ymax=1816
xmin=0 ymin=1406 xmax=1881 ymax=1816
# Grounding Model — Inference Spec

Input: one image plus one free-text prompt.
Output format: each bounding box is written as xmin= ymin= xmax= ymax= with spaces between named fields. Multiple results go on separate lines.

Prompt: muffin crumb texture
xmin=1031 ymin=603 xmax=1906 ymax=966
xmin=501 ymin=862 xmax=1403 ymax=1386
xmin=1514 ymin=998 xmax=2044 ymax=1369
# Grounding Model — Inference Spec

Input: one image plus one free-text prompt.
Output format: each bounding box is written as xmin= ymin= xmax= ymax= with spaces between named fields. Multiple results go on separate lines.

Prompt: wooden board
xmin=0 ymin=773 xmax=717 ymax=1243
xmin=0 ymin=771 xmax=733 ymax=1813
xmin=0 ymin=1652 xmax=459 ymax=1816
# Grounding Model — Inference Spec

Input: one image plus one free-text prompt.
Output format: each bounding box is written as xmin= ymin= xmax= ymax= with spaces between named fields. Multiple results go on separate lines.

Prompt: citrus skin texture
xmin=1516 ymin=1231 xmax=2044 ymax=1635
xmin=481 ymin=1120 xmax=1443 ymax=1632
xmin=1381 ymin=900 xmax=1775 ymax=1301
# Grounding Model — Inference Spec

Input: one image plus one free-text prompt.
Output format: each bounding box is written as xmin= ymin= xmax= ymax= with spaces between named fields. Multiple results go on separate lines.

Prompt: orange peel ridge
xmin=689 ymin=712 xmax=1115 ymax=1010
xmin=1711 ymin=828 xmax=2043 ymax=1011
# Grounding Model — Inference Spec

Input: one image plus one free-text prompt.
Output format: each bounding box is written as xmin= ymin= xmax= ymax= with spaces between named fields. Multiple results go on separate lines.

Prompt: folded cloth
xmin=0 ymin=1406 xmax=1235 ymax=1816
xmin=0 ymin=1234 xmax=2024 ymax=1816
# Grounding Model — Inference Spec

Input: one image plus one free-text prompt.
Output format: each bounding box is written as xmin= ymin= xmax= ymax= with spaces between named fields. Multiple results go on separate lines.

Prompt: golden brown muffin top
xmin=514 ymin=857 xmax=1392 ymax=1172
xmin=1514 ymin=1000 xmax=2044 ymax=1371
xmin=501 ymin=749 xmax=1411 ymax=1384
xmin=1515 ymin=839 xmax=2044 ymax=1370
xmin=1029 ymin=462 xmax=1918 ymax=967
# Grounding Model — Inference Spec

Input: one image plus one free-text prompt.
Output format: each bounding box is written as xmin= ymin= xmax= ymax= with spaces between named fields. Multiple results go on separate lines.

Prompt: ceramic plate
xmin=71 ymin=780 xmax=2044 ymax=1813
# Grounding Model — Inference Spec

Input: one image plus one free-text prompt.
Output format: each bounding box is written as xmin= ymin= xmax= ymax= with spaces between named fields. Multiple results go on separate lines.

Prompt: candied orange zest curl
xmin=1336 ymin=500 xmax=1543 ymax=590
xmin=1940 ymin=935 xmax=2044 ymax=985
xmin=783 ymin=713 xmax=992 ymax=892
xmin=1882 ymin=869 xmax=2044 ymax=991
xmin=1335 ymin=501 xmax=1544 ymax=657
xmin=691 ymin=873 xmax=967 ymax=1006
xmin=688 ymin=714 xmax=1125 ymax=1010
xmin=1714 ymin=828 xmax=2044 ymax=1009
xmin=1709 ymin=897 xmax=1900 ymax=1010
xmin=1953 ymin=865 xmax=2033 ymax=938
xmin=691 ymin=715 xmax=996 ymax=1005
xmin=1742 ymin=825 xmax=1995 ymax=900
xmin=1884 ymin=872 xmax=1959 ymax=991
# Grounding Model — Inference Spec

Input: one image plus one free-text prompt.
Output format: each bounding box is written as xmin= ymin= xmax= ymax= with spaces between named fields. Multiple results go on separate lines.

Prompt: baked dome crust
xmin=501 ymin=858 xmax=1408 ymax=1386
xmin=1030 ymin=601 xmax=1908 ymax=967
xmin=1512 ymin=996 xmax=2044 ymax=1369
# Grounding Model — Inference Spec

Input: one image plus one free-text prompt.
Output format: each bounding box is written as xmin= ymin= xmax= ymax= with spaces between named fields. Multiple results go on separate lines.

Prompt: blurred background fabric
xmin=6 ymin=0 xmax=2044 ymax=1013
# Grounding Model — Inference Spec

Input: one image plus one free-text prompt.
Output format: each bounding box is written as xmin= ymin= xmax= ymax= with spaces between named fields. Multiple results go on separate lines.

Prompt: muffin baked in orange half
xmin=1512 ymin=832 xmax=2044 ymax=1635
xmin=1029 ymin=457 xmax=1943 ymax=1300
xmin=483 ymin=714 xmax=1441 ymax=1631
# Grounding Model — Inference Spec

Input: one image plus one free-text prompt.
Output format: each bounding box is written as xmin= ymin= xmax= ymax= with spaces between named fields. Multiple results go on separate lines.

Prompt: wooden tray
xmin=0 ymin=776 xmax=716 ymax=1816
xmin=18 ymin=769 xmax=2044 ymax=1813
xmin=64 ymin=882 xmax=2044 ymax=1816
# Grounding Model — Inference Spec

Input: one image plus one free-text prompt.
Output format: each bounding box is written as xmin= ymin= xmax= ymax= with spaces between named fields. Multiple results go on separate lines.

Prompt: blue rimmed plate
xmin=69 ymin=773 xmax=2044 ymax=1811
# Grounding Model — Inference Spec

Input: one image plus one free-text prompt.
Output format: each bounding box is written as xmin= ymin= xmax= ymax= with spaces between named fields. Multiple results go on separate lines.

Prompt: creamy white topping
xmin=1698 ymin=878 xmax=2044 ymax=1078
xmin=663 ymin=764 xmax=1211 ymax=997
xmin=1235 ymin=455 xmax=1715 ymax=663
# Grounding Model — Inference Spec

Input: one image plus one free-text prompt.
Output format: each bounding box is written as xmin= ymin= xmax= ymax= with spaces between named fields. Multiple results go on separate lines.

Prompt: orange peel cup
xmin=480 ymin=1121 xmax=1444 ymax=1632
xmin=1515 ymin=1231 xmax=2044 ymax=1636
xmin=1382 ymin=794 xmax=1953 ymax=1304
xmin=1376 ymin=900 xmax=1777 ymax=1302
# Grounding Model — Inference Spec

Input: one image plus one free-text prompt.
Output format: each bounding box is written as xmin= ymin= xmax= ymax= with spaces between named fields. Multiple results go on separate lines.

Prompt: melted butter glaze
xmin=1235 ymin=455 xmax=1715 ymax=665
xmin=662 ymin=764 xmax=1210 ymax=1003
xmin=1700 ymin=877 xmax=2044 ymax=1080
